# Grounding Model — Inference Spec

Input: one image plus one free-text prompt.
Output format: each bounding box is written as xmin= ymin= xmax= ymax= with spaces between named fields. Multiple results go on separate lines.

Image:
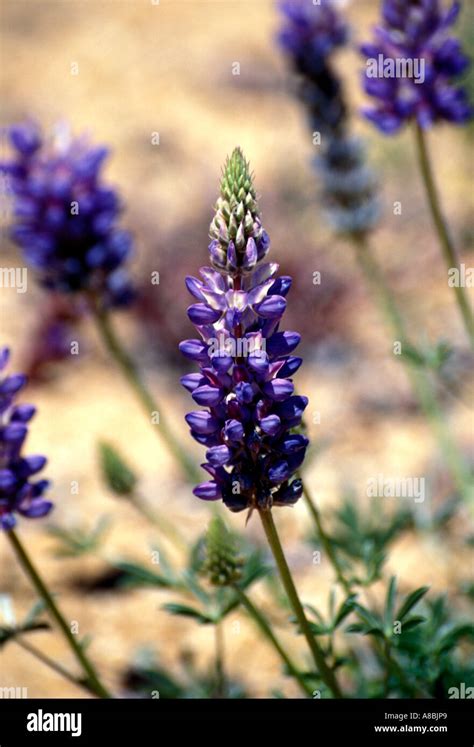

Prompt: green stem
xmin=15 ymin=636 xmax=91 ymax=695
xmin=258 ymin=508 xmax=343 ymax=698
xmin=92 ymin=305 xmax=200 ymax=484
xmin=414 ymin=123 xmax=474 ymax=347
xmin=301 ymin=483 xmax=351 ymax=595
xmin=6 ymin=528 xmax=111 ymax=699
xmin=232 ymin=584 xmax=313 ymax=696
xmin=214 ymin=621 xmax=226 ymax=698
xmin=354 ymin=238 xmax=472 ymax=505
xmin=130 ymin=490 xmax=188 ymax=553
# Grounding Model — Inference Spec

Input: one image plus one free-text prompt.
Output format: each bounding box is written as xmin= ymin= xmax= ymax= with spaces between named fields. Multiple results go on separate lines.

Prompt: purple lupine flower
xmin=361 ymin=0 xmax=472 ymax=133
xmin=1 ymin=122 xmax=134 ymax=307
xmin=277 ymin=0 xmax=380 ymax=237
xmin=277 ymin=0 xmax=349 ymax=136
xmin=0 ymin=348 xmax=53 ymax=529
xmin=180 ymin=149 xmax=308 ymax=513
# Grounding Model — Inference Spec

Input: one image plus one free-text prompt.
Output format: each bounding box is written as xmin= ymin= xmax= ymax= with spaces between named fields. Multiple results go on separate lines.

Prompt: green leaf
xmin=400 ymin=616 xmax=426 ymax=632
xmin=333 ymin=595 xmax=358 ymax=628
xmin=401 ymin=344 xmax=426 ymax=367
xmin=396 ymin=586 xmax=429 ymax=621
xmin=345 ymin=623 xmax=366 ymax=634
xmin=113 ymin=562 xmax=172 ymax=589
xmin=437 ymin=623 xmax=474 ymax=655
xmin=385 ymin=576 xmax=397 ymax=627
xmin=162 ymin=603 xmax=213 ymax=625
xmin=47 ymin=517 xmax=110 ymax=558
xmin=99 ymin=441 xmax=137 ymax=496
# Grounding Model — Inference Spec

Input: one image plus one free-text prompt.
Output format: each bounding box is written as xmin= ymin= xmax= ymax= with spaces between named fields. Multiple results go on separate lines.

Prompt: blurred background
xmin=1 ymin=0 xmax=473 ymax=697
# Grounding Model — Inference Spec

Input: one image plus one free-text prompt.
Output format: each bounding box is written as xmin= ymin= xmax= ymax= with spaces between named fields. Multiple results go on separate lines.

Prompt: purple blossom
xmin=180 ymin=149 xmax=308 ymax=512
xmin=361 ymin=0 xmax=472 ymax=132
xmin=0 ymin=348 xmax=53 ymax=529
xmin=277 ymin=0 xmax=349 ymax=136
xmin=1 ymin=122 xmax=135 ymax=307
xmin=278 ymin=0 xmax=348 ymax=61
xmin=277 ymin=1 xmax=380 ymax=237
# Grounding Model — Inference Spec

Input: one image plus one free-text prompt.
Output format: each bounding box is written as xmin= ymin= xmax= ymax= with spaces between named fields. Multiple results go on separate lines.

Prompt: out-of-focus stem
xmin=91 ymin=305 xmax=200 ymax=484
xmin=7 ymin=529 xmax=111 ymax=699
xmin=258 ymin=508 xmax=343 ymax=697
xmin=129 ymin=490 xmax=188 ymax=553
xmin=353 ymin=236 xmax=472 ymax=506
xmin=414 ymin=123 xmax=474 ymax=347
xmin=15 ymin=636 xmax=90 ymax=694
xmin=214 ymin=621 xmax=226 ymax=698
xmin=232 ymin=584 xmax=313 ymax=696
xmin=301 ymin=482 xmax=351 ymax=595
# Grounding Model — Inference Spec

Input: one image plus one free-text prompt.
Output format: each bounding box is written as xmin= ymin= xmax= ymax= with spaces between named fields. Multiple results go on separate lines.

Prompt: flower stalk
xmin=414 ymin=123 xmax=474 ymax=347
xmin=258 ymin=508 xmax=343 ymax=698
xmin=231 ymin=583 xmax=313 ymax=696
xmin=92 ymin=304 xmax=200 ymax=484
xmin=6 ymin=528 xmax=111 ymax=699
xmin=353 ymin=235 xmax=472 ymax=504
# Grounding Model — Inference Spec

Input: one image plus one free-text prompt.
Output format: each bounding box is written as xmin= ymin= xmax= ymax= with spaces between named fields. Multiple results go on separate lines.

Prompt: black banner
xmin=0 ymin=698 xmax=471 ymax=743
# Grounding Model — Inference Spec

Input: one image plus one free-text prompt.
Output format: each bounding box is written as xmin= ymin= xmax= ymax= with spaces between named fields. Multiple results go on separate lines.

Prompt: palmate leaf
xmin=47 ymin=517 xmax=110 ymax=558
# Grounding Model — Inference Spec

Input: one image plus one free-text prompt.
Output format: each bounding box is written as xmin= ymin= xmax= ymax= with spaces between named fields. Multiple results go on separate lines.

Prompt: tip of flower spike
xmin=210 ymin=148 xmax=269 ymax=274
xmin=201 ymin=516 xmax=244 ymax=587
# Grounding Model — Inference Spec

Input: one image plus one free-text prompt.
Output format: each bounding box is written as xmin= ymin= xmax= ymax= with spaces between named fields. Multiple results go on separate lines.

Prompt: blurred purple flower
xmin=277 ymin=0 xmax=380 ymax=237
xmin=0 ymin=348 xmax=52 ymax=529
xmin=1 ymin=122 xmax=135 ymax=307
xmin=277 ymin=0 xmax=349 ymax=135
xmin=180 ymin=149 xmax=308 ymax=512
xmin=360 ymin=0 xmax=472 ymax=132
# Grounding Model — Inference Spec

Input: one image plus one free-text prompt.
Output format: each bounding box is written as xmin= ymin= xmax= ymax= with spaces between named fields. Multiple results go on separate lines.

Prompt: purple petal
xmin=193 ymin=481 xmax=221 ymax=501
xmin=185 ymin=411 xmax=220 ymax=434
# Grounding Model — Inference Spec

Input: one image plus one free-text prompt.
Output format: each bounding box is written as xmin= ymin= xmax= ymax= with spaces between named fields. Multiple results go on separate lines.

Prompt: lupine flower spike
xmin=0 ymin=347 xmax=110 ymax=697
xmin=277 ymin=0 xmax=471 ymax=500
xmin=277 ymin=0 xmax=380 ymax=238
xmin=361 ymin=0 xmax=472 ymax=133
xmin=360 ymin=1 xmax=474 ymax=346
xmin=180 ymin=149 xmax=342 ymax=698
xmin=2 ymin=122 xmax=199 ymax=482
xmin=0 ymin=348 xmax=52 ymax=530
xmin=180 ymin=148 xmax=308 ymax=514
xmin=2 ymin=122 xmax=134 ymax=308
